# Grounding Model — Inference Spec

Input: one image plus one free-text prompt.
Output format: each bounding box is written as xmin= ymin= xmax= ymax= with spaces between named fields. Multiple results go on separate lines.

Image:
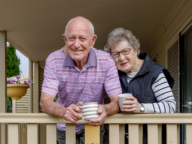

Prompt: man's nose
xmin=74 ymin=39 xmax=80 ymax=48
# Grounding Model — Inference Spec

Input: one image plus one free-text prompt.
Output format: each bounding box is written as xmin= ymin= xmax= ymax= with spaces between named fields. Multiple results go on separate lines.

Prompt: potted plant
xmin=7 ymin=75 xmax=33 ymax=99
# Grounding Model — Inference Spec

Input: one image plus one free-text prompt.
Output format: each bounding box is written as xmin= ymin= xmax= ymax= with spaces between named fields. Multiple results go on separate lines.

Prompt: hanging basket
xmin=7 ymin=84 xmax=29 ymax=99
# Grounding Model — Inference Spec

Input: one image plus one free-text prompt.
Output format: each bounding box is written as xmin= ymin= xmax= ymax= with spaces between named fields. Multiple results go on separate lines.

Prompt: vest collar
xmin=136 ymin=52 xmax=151 ymax=77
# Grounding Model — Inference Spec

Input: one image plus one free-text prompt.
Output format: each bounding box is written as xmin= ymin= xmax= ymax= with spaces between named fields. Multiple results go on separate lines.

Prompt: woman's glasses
xmin=111 ymin=48 xmax=131 ymax=58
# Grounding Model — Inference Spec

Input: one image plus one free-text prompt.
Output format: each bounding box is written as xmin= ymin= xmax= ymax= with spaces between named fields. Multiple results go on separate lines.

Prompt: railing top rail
xmin=1 ymin=113 xmax=192 ymax=124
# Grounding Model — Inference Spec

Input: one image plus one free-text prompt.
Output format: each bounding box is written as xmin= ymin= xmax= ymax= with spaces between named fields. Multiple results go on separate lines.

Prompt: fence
xmin=1 ymin=113 xmax=192 ymax=144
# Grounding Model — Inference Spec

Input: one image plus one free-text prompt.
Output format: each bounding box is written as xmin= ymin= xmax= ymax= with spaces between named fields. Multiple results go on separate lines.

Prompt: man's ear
xmin=62 ymin=34 xmax=67 ymax=43
xmin=91 ymin=35 xmax=97 ymax=48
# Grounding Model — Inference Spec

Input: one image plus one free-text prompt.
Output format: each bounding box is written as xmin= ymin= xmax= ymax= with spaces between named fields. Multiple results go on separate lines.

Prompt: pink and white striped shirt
xmin=42 ymin=48 xmax=122 ymax=132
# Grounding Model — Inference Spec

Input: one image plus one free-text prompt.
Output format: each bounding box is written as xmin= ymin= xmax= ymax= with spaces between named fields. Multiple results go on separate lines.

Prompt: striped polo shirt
xmin=42 ymin=48 xmax=122 ymax=132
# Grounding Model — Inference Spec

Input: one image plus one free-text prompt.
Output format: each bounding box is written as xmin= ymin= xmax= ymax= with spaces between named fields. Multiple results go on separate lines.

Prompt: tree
xmin=7 ymin=45 xmax=21 ymax=77
xmin=7 ymin=45 xmax=21 ymax=113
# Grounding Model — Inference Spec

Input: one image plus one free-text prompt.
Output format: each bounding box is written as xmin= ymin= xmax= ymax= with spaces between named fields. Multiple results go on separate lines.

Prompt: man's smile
xmin=71 ymin=49 xmax=83 ymax=52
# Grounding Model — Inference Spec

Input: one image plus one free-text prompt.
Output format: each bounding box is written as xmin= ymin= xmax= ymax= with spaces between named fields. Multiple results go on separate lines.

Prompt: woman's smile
xmin=120 ymin=62 xmax=128 ymax=66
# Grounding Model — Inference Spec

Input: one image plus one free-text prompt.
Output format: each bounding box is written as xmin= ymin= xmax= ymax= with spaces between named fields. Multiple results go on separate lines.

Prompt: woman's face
xmin=111 ymin=40 xmax=138 ymax=73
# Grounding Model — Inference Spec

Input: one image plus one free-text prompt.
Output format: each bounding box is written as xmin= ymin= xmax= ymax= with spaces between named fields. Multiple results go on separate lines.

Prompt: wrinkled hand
xmin=63 ymin=102 xmax=83 ymax=123
xmin=61 ymin=45 xmax=68 ymax=54
xmin=86 ymin=105 xmax=106 ymax=126
xmin=122 ymin=96 xmax=141 ymax=113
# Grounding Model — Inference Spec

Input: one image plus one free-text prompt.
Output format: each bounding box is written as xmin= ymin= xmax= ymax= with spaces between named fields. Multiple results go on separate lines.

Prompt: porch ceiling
xmin=0 ymin=0 xmax=177 ymax=66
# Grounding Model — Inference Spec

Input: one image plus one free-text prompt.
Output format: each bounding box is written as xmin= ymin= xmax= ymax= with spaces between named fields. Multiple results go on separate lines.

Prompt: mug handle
xmin=78 ymin=113 xmax=84 ymax=120
xmin=78 ymin=106 xmax=84 ymax=120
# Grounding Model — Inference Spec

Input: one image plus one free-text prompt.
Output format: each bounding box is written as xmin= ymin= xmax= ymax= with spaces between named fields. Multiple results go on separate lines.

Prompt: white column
xmin=34 ymin=62 xmax=39 ymax=113
xmin=12 ymin=99 xmax=16 ymax=113
xmin=28 ymin=59 xmax=33 ymax=113
xmin=0 ymin=31 xmax=7 ymax=144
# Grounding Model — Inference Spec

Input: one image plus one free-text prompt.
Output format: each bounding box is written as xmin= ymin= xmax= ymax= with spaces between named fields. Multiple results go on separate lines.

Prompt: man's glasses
xmin=111 ymin=48 xmax=131 ymax=58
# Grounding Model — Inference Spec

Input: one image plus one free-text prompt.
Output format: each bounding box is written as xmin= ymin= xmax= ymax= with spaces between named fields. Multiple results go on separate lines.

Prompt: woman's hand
xmin=61 ymin=45 xmax=68 ymax=54
xmin=122 ymin=96 xmax=141 ymax=113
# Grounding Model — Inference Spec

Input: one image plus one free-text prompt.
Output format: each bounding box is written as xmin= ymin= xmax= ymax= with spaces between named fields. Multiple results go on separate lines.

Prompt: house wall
xmin=146 ymin=0 xmax=192 ymax=113
xmin=147 ymin=0 xmax=192 ymax=67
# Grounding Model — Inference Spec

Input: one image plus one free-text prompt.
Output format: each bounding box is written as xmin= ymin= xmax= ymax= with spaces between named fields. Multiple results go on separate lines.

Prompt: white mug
xmin=79 ymin=102 xmax=99 ymax=120
xmin=118 ymin=93 xmax=132 ymax=112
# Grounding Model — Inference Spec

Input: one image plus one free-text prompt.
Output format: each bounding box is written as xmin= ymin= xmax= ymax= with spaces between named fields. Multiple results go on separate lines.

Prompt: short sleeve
xmin=104 ymin=56 xmax=122 ymax=97
xmin=41 ymin=54 xmax=59 ymax=96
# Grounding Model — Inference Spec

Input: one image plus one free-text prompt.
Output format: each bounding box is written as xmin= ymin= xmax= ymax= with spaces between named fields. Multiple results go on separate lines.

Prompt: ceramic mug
xmin=118 ymin=93 xmax=132 ymax=112
xmin=79 ymin=102 xmax=99 ymax=120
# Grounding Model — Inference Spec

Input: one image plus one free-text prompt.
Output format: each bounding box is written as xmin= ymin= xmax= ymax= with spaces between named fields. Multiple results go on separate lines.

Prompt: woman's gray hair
xmin=104 ymin=28 xmax=140 ymax=55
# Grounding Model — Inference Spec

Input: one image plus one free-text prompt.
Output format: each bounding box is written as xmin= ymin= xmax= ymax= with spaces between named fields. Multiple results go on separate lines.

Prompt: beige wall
xmin=147 ymin=0 xmax=192 ymax=67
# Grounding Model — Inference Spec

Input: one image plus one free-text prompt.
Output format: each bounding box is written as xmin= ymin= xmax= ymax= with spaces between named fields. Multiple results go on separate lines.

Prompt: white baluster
xmin=148 ymin=124 xmax=162 ymax=144
xmin=27 ymin=124 xmax=38 ymax=144
xmin=186 ymin=124 xmax=192 ymax=144
xmin=66 ymin=124 xmax=76 ymax=144
xmin=8 ymin=124 xmax=19 ymax=144
xmin=46 ymin=124 xmax=56 ymax=144
xmin=129 ymin=124 xmax=143 ymax=144
xmin=167 ymin=124 xmax=179 ymax=144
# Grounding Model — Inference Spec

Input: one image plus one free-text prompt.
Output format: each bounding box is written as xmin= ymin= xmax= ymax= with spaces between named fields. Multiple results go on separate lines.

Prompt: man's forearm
xmin=41 ymin=101 xmax=66 ymax=118
xmin=105 ymin=99 xmax=120 ymax=115
xmin=40 ymin=93 xmax=66 ymax=118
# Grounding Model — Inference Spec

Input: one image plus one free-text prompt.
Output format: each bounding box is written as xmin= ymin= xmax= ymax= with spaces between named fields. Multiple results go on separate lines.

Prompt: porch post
xmin=0 ymin=31 xmax=7 ymax=144
xmin=28 ymin=59 xmax=33 ymax=113
xmin=34 ymin=62 xmax=40 ymax=144
xmin=34 ymin=62 xmax=39 ymax=113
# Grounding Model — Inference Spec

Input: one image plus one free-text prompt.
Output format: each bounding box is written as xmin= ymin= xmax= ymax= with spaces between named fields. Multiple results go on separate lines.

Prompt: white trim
xmin=181 ymin=20 xmax=192 ymax=36
xmin=34 ymin=62 xmax=39 ymax=113
xmin=0 ymin=31 xmax=7 ymax=144
xmin=29 ymin=60 xmax=33 ymax=113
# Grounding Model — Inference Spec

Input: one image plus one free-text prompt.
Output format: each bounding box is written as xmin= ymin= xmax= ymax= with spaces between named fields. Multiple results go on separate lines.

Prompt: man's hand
xmin=122 ymin=96 xmax=141 ymax=113
xmin=86 ymin=104 xmax=106 ymax=126
xmin=63 ymin=102 xmax=83 ymax=123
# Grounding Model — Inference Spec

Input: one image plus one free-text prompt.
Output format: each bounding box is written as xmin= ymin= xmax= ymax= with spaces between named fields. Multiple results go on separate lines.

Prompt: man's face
xmin=63 ymin=21 xmax=97 ymax=64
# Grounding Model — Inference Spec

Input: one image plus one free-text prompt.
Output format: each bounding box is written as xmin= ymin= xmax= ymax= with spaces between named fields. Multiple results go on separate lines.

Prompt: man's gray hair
xmin=64 ymin=16 xmax=95 ymax=36
xmin=104 ymin=28 xmax=140 ymax=55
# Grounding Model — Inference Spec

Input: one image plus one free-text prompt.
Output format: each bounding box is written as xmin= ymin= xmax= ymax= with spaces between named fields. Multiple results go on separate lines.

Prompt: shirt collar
xmin=63 ymin=49 xmax=97 ymax=68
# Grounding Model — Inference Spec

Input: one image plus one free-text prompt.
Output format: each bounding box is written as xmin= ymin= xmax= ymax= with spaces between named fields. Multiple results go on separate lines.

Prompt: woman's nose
xmin=119 ymin=53 xmax=125 ymax=61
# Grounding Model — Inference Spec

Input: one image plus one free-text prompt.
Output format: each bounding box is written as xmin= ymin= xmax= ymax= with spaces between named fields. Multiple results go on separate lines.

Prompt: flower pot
xmin=7 ymin=84 xmax=29 ymax=99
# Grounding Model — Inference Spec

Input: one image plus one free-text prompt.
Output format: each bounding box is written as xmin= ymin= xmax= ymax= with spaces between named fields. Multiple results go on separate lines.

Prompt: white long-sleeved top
xmin=127 ymin=71 xmax=176 ymax=113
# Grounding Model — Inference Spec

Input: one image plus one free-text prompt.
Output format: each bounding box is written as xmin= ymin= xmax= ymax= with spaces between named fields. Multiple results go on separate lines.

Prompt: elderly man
xmin=40 ymin=17 xmax=122 ymax=144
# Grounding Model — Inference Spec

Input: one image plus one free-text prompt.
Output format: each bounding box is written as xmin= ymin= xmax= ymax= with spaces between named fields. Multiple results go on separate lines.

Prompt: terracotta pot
xmin=7 ymin=84 xmax=29 ymax=99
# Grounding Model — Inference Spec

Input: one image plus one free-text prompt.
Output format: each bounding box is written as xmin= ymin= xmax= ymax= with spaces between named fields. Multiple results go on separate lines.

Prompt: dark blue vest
xmin=118 ymin=52 xmax=174 ymax=144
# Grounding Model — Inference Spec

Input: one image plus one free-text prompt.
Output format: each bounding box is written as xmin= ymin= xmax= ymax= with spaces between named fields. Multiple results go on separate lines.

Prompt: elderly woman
xmin=104 ymin=28 xmax=176 ymax=144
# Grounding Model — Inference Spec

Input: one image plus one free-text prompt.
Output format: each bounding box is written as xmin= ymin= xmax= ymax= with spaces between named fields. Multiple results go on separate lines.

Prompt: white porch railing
xmin=1 ymin=113 xmax=192 ymax=144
